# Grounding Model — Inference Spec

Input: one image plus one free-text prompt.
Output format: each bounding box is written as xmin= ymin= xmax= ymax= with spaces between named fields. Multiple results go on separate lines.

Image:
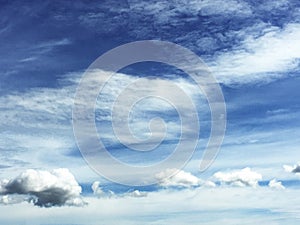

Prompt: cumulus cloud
xmin=268 ymin=179 xmax=285 ymax=190
xmin=91 ymin=181 xmax=103 ymax=195
xmin=91 ymin=181 xmax=147 ymax=198
xmin=213 ymin=167 xmax=262 ymax=187
xmin=155 ymin=169 xmax=201 ymax=188
xmin=203 ymin=180 xmax=217 ymax=188
xmin=91 ymin=181 xmax=115 ymax=198
xmin=126 ymin=190 xmax=148 ymax=198
xmin=0 ymin=168 xmax=85 ymax=207
xmin=283 ymin=163 xmax=300 ymax=174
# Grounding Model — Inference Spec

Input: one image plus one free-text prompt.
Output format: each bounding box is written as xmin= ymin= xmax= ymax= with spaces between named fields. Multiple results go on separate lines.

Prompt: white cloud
xmin=91 ymin=182 xmax=148 ymax=199
xmin=283 ymin=163 xmax=300 ymax=175
xmin=212 ymin=23 xmax=300 ymax=84
xmin=0 ymin=85 xmax=74 ymax=131
xmin=126 ymin=190 xmax=148 ymax=198
xmin=193 ymin=0 xmax=252 ymax=16
xmin=155 ymin=168 xmax=201 ymax=188
xmin=0 ymin=168 xmax=85 ymax=207
xmin=0 ymin=179 xmax=9 ymax=193
xmin=0 ymin=68 xmax=209 ymax=182
xmin=0 ymin=68 xmax=203 ymax=145
xmin=0 ymin=195 xmax=9 ymax=204
xmin=35 ymin=38 xmax=72 ymax=49
xmin=268 ymin=179 xmax=285 ymax=190
xmin=91 ymin=181 xmax=104 ymax=196
xmin=23 ymin=38 xmax=73 ymax=59
xmin=129 ymin=0 xmax=252 ymax=21
xmin=91 ymin=181 xmax=115 ymax=198
xmin=0 ymin=195 xmax=28 ymax=205
xmin=202 ymin=180 xmax=216 ymax=188
xmin=283 ymin=165 xmax=295 ymax=173
xmin=258 ymin=0 xmax=290 ymax=11
xmin=213 ymin=167 xmax=262 ymax=187
xmin=19 ymin=57 xmax=37 ymax=62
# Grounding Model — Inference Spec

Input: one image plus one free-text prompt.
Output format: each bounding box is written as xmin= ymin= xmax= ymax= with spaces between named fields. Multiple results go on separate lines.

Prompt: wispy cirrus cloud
xmin=128 ymin=0 xmax=253 ymax=23
xmin=0 ymin=69 xmax=208 ymax=178
xmin=1 ymin=67 xmax=299 ymax=182
xmin=18 ymin=38 xmax=73 ymax=63
xmin=211 ymin=23 xmax=300 ymax=84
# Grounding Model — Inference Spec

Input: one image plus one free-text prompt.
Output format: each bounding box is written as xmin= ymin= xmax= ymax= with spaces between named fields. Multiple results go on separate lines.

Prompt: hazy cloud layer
xmin=1 ymin=185 xmax=298 ymax=225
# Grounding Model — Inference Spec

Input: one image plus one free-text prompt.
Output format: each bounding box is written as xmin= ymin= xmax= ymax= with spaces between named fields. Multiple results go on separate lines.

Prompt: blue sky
xmin=0 ymin=0 xmax=300 ymax=224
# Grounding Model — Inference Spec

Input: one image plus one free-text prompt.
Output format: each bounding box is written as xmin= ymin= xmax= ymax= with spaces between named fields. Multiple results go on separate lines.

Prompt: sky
xmin=0 ymin=0 xmax=300 ymax=224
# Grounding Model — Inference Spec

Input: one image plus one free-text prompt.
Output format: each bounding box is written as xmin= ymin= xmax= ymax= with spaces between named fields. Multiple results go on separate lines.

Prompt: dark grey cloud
xmin=292 ymin=166 xmax=300 ymax=173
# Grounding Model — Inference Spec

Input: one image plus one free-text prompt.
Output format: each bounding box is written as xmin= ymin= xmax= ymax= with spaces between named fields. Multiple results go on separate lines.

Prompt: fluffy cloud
xmin=283 ymin=163 xmax=300 ymax=174
xmin=155 ymin=169 xmax=201 ymax=188
xmin=202 ymin=180 xmax=217 ymax=188
xmin=91 ymin=181 xmax=147 ymax=198
xmin=268 ymin=179 xmax=285 ymax=190
xmin=91 ymin=181 xmax=103 ymax=196
xmin=126 ymin=190 xmax=148 ymax=198
xmin=91 ymin=181 xmax=115 ymax=198
xmin=213 ymin=167 xmax=262 ymax=187
xmin=0 ymin=169 xmax=85 ymax=207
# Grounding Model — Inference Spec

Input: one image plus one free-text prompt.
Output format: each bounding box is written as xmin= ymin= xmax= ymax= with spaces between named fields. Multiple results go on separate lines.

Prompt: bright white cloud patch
xmin=0 ymin=169 xmax=84 ymax=207
xmin=213 ymin=167 xmax=262 ymax=187
xmin=155 ymin=169 xmax=201 ymax=188
xmin=268 ymin=179 xmax=285 ymax=190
